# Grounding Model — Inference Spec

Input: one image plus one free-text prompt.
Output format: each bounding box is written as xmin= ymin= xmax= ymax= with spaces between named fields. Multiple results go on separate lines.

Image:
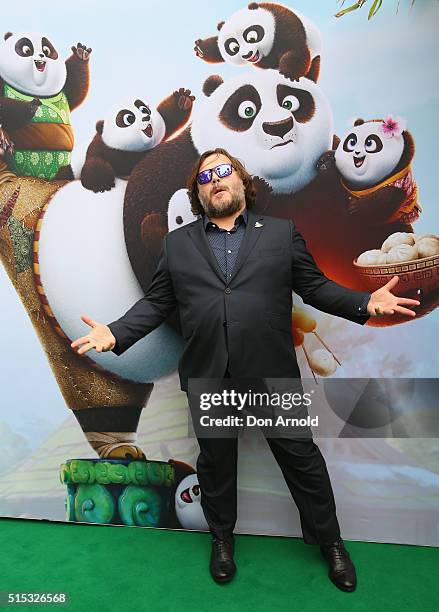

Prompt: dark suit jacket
xmin=108 ymin=209 xmax=370 ymax=391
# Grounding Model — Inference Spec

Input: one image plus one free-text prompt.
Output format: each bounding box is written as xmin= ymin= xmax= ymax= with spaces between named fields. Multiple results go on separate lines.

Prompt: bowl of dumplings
xmin=353 ymin=232 xmax=439 ymax=294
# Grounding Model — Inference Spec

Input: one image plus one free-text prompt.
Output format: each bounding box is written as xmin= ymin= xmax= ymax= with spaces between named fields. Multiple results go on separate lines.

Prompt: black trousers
xmin=190 ymin=367 xmax=341 ymax=544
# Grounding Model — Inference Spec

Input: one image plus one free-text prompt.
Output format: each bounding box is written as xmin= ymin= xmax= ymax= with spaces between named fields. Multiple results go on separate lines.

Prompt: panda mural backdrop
xmin=0 ymin=1 xmax=438 ymax=545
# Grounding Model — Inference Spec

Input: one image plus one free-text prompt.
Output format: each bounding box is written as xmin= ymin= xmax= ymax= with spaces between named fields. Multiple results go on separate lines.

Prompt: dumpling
xmin=386 ymin=243 xmax=418 ymax=263
xmin=377 ymin=251 xmax=389 ymax=264
xmin=414 ymin=233 xmax=439 ymax=242
xmin=416 ymin=236 xmax=439 ymax=258
xmin=357 ymin=249 xmax=383 ymax=265
xmin=381 ymin=232 xmax=416 ymax=253
xmin=309 ymin=349 xmax=337 ymax=376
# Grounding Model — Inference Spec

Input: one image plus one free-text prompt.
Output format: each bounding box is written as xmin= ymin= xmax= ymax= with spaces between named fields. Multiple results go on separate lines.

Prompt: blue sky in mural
xmin=1 ymin=0 xmax=439 ymax=442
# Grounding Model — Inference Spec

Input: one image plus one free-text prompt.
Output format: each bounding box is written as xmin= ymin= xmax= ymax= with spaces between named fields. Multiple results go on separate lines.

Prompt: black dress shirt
xmin=203 ymin=208 xmax=248 ymax=281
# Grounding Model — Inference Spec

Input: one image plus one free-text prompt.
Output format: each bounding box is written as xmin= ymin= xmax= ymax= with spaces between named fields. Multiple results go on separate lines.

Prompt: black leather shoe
xmin=209 ymin=537 xmax=236 ymax=583
xmin=320 ymin=538 xmax=357 ymax=592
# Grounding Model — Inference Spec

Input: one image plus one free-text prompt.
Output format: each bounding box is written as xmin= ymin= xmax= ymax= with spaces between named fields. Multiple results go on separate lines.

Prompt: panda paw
xmin=316 ymin=150 xmax=336 ymax=173
xmin=173 ymin=88 xmax=196 ymax=111
xmin=71 ymin=43 xmax=92 ymax=62
xmin=30 ymin=98 xmax=42 ymax=116
xmin=194 ymin=39 xmax=205 ymax=58
xmin=80 ymin=159 xmax=115 ymax=193
xmin=253 ymin=176 xmax=273 ymax=213
xmin=278 ymin=68 xmax=300 ymax=83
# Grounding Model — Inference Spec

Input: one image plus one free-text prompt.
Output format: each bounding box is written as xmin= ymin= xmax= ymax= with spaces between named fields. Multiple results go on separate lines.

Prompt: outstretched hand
xmin=367 ymin=275 xmax=420 ymax=317
xmin=70 ymin=314 xmax=116 ymax=355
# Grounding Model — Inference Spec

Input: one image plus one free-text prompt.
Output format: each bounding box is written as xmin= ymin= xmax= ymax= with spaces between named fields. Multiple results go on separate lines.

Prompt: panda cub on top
xmin=194 ymin=2 xmax=322 ymax=82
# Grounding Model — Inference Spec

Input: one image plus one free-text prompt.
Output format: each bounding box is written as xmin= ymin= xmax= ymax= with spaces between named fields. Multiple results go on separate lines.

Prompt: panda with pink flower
xmin=292 ymin=115 xmax=422 ymax=292
xmin=318 ymin=115 xmax=421 ymax=227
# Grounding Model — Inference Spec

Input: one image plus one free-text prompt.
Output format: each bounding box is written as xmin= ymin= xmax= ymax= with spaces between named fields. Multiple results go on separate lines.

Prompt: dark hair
xmin=187 ymin=147 xmax=257 ymax=216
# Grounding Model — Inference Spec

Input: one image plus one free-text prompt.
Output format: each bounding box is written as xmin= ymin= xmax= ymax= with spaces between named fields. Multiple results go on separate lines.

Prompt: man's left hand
xmin=367 ymin=275 xmax=420 ymax=317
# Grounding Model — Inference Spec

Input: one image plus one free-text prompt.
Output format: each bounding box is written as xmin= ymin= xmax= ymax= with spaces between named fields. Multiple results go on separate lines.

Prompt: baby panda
xmin=80 ymin=89 xmax=195 ymax=193
xmin=123 ymin=69 xmax=333 ymax=291
xmin=334 ymin=118 xmax=420 ymax=225
xmin=194 ymin=2 xmax=321 ymax=82
xmin=304 ymin=117 xmax=421 ymax=290
xmin=174 ymin=473 xmax=209 ymax=531
xmin=0 ymin=31 xmax=91 ymax=180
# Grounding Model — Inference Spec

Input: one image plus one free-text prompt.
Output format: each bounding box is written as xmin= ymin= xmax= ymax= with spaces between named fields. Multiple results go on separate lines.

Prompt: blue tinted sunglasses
xmin=197 ymin=163 xmax=234 ymax=185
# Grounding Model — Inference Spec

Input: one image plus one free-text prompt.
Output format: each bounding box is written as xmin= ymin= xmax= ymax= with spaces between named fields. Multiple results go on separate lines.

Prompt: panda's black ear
xmin=217 ymin=21 xmax=225 ymax=31
xmin=248 ymin=3 xmax=259 ymax=10
xmin=4 ymin=32 xmax=13 ymax=41
xmin=203 ymin=75 xmax=223 ymax=97
xmin=96 ymin=120 xmax=104 ymax=134
xmin=354 ymin=118 xmax=364 ymax=126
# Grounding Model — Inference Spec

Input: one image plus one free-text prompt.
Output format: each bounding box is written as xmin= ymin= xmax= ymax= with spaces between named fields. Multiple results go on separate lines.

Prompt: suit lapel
xmin=186 ymin=209 xmax=265 ymax=285
xmin=187 ymin=217 xmax=226 ymax=284
xmin=228 ymin=209 xmax=265 ymax=283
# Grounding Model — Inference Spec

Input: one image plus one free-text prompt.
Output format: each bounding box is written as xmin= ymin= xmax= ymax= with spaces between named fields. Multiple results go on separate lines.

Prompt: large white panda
xmin=194 ymin=2 xmax=322 ymax=82
xmin=123 ymin=68 xmax=333 ymax=291
xmin=191 ymin=69 xmax=332 ymax=194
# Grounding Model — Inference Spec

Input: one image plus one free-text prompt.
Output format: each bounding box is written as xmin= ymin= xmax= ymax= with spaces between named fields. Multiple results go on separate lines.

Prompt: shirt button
xmin=227 ymin=249 xmax=232 ymax=253
xmin=227 ymin=231 xmax=230 ymax=234
xmin=225 ymin=287 xmax=231 ymax=294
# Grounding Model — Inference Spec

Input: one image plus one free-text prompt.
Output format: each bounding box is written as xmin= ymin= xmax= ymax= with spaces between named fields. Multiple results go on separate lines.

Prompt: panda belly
xmin=37 ymin=179 xmax=184 ymax=383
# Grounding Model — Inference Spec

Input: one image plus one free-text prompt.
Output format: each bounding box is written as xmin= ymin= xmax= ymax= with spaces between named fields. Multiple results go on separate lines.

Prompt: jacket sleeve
xmin=289 ymin=220 xmax=371 ymax=325
xmin=107 ymin=235 xmax=177 ymax=355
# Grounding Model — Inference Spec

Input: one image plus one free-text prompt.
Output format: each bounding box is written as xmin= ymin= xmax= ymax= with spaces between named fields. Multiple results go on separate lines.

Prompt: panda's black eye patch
xmin=15 ymin=37 xmax=34 ymax=58
xmin=219 ymin=84 xmax=261 ymax=132
xmin=243 ymin=25 xmax=264 ymax=44
xmin=41 ymin=37 xmax=58 ymax=60
xmin=276 ymin=85 xmax=315 ymax=123
xmin=224 ymin=37 xmax=240 ymax=56
xmin=116 ymin=109 xmax=136 ymax=128
xmin=135 ymin=99 xmax=151 ymax=115
xmin=343 ymin=133 xmax=357 ymax=152
xmin=364 ymin=134 xmax=383 ymax=153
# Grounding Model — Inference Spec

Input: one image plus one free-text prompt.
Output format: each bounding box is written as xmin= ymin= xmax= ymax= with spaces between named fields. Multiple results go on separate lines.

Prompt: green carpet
xmin=1 ymin=518 xmax=438 ymax=611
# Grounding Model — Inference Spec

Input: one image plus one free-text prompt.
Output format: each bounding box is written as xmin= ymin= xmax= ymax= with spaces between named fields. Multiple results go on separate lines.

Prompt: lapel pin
xmin=255 ymin=221 xmax=264 ymax=228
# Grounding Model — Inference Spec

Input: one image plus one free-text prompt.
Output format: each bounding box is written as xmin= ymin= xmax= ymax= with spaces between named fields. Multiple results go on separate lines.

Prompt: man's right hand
xmin=70 ymin=314 xmax=116 ymax=355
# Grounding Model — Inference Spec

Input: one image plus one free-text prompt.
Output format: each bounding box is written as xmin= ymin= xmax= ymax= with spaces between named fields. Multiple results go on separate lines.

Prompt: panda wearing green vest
xmin=0 ymin=31 xmax=91 ymax=180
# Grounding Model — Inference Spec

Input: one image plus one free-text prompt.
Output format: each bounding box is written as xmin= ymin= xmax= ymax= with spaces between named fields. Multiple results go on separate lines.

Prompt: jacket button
xmin=223 ymin=321 xmax=227 ymax=327
xmin=224 ymin=287 xmax=231 ymax=294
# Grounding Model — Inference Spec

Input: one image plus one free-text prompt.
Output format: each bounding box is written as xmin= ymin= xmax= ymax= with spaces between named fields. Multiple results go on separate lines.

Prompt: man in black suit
xmin=71 ymin=148 xmax=420 ymax=592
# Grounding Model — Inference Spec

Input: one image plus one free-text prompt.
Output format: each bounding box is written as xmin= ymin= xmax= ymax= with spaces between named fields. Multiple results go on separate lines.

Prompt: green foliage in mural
xmin=335 ymin=0 xmax=421 ymax=19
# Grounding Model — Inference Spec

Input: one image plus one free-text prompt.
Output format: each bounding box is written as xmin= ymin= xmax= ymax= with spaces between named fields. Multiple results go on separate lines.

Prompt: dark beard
xmin=202 ymin=194 xmax=243 ymax=218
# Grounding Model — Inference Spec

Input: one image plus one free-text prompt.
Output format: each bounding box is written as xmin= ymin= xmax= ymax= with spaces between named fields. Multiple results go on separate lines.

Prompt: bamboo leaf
xmin=368 ymin=0 xmax=383 ymax=18
xmin=335 ymin=1 xmax=363 ymax=18
xmin=368 ymin=0 xmax=379 ymax=18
